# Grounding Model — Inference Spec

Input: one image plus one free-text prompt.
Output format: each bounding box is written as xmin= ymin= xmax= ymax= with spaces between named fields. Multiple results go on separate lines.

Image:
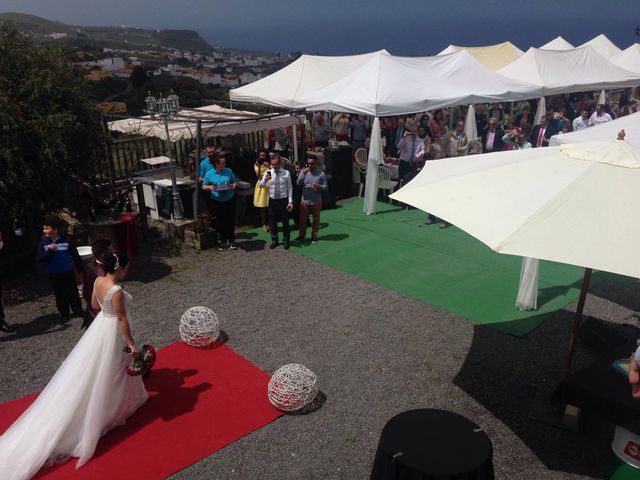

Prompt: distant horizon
xmin=1 ymin=1 xmax=638 ymax=56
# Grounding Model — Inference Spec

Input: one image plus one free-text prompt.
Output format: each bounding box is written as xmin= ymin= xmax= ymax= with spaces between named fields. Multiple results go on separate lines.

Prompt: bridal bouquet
xmin=123 ymin=344 xmax=156 ymax=376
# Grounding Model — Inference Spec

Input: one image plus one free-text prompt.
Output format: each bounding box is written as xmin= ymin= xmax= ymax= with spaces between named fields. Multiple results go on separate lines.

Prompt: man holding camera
xmin=259 ymin=153 xmax=293 ymax=250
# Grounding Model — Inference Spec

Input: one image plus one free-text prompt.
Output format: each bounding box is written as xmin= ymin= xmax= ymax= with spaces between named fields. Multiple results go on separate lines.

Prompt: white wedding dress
xmin=0 ymin=285 xmax=149 ymax=480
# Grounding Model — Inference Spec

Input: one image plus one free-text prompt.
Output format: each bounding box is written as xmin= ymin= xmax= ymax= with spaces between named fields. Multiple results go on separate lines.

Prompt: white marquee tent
xmin=293 ymin=50 xmax=541 ymax=116
xmin=437 ymin=41 xmax=524 ymax=70
xmin=550 ymin=111 xmax=640 ymax=147
xmin=229 ymin=50 xmax=388 ymax=109
xmin=610 ymin=43 xmax=640 ymax=75
xmin=578 ymin=33 xmax=622 ymax=58
xmin=497 ymin=46 xmax=640 ymax=95
xmin=539 ymin=36 xmax=574 ymax=50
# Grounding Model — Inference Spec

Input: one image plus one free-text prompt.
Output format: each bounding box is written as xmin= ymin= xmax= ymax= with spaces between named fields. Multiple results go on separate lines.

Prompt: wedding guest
xmin=202 ymin=156 xmax=238 ymax=251
xmin=350 ymin=115 xmax=369 ymax=150
xmin=397 ymin=124 xmax=425 ymax=181
xmin=37 ymin=218 xmax=84 ymax=323
xmin=514 ymin=104 xmax=534 ymax=127
xmin=481 ymin=117 xmax=505 ymax=153
xmin=259 ymin=153 xmax=293 ymax=250
xmin=589 ymin=103 xmax=613 ymax=126
xmin=253 ymin=149 xmax=270 ymax=232
xmin=0 ymin=232 xmax=14 ymax=333
xmin=428 ymin=109 xmax=446 ymax=139
xmin=295 ymin=157 xmax=327 ymax=244
xmin=530 ymin=114 xmax=557 ymax=148
xmin=81 ymin=238 xmax=115 ymax=328
xmin=572 ymin=110 xmax=590 ymax=131
xmin=198 ymin=145 xmax=218 ymax=182
xmin=333 ymin=112 xmax=351 ymax=142
xmin=442 ymin=121 xmax=469 ymax=158
xmin=312 ymin=111 xmax=334 ymax=147
xmin=291 ymin=161 xmax=305 ymax=229
xmin=502 ymin=128 xmax=532 ymax=150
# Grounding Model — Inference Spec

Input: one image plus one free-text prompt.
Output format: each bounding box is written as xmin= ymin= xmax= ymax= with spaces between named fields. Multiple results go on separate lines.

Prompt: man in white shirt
xmin=572 ymin=110 xmax=590 ymax=131
xmin=396 ymin=125 xmax=425 ymax=180
xmin=259 ymin=153 xmax=293 ymax=250
xmin=589 ymin=104 xmax=612 ymax=126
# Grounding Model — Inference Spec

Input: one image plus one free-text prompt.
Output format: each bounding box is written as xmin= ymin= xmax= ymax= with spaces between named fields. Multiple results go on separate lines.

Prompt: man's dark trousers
xmin=269 ymin=198 xmax=290 ymax=242
xmin=49 ymin=270 xmax=83 ymax=318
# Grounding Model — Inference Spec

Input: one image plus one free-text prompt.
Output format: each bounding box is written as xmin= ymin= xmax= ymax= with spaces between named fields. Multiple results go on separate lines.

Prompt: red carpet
xmin=0 ymin=342 xmax=283 ymax=479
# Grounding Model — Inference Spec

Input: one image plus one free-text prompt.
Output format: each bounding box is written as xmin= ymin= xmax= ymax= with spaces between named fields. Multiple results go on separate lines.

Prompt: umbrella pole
xmin=562 ymin=267 xmax=592 ymax=378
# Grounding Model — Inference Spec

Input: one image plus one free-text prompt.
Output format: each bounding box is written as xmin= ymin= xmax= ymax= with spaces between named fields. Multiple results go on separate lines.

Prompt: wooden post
xmin=562 ymin=267 xmax=592 ymax=378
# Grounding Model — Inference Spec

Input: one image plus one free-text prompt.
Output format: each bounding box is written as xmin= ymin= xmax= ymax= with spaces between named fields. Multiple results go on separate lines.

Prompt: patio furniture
xmin=377 ymin=166 xmax=398 ymax=200
xmin=370 ymin=409 xmax=494 ymax=480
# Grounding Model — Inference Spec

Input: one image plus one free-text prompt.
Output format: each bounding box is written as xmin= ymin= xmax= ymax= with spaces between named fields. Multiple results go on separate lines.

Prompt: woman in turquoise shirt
xmin=202 ymin=156 xmax=238 ymax=250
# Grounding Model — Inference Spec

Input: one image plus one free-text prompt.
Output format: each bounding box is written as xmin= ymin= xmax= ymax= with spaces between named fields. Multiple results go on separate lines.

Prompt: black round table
xmin=370 ymin=409 xmax=494 ymax=480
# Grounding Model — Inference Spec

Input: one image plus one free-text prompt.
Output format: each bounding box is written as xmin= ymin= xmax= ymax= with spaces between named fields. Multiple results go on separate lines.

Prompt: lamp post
xmin=145 ymin=90 xmax=184 ymax=220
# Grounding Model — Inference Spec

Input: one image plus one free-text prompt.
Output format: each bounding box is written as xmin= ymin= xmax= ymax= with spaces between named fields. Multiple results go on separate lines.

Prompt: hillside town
xmin=76 ymin=45 xmax=297 ymax=88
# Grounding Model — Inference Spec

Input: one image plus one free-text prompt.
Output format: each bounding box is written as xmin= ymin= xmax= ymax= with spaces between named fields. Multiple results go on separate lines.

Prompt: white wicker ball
xmin=268 ymin=364 xmax=318 ymax=412
xmin=179 ymin=306 xmax=220 ymax=347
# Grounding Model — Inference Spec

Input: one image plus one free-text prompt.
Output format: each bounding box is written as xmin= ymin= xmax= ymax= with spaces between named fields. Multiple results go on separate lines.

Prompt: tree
xmin=0 ymin=23 xmax=102 ymax=247
xmin=129 ymin=65 xmax=148 ymax=90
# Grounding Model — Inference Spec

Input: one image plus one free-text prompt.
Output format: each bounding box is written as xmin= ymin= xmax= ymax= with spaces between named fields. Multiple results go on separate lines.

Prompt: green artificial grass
xmin=254 ymin=199 xmax=632 ymax=336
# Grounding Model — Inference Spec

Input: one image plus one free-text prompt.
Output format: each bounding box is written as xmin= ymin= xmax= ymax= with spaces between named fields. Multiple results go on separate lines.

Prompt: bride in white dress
xmin=0 ymin=252 xmax=148 ymax=480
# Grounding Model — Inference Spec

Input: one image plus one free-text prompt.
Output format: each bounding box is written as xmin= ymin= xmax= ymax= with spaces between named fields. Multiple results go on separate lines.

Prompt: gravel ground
xmin=1 ymin=227 xmax=639 ymax=480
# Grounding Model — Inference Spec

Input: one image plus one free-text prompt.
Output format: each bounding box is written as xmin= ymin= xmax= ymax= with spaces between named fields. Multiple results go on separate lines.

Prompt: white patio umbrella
xmin=533 ymin=96 xmax=546 ymax=125
xmin=363 ymin=117 xmax=383 ymax=215
xmin=598 ymin=89 xmax=607 ymax=106
xmin=464 ymin=105 xmax=477 ymax=140
xmin=390 ymin=139 xmax=640 ymax=375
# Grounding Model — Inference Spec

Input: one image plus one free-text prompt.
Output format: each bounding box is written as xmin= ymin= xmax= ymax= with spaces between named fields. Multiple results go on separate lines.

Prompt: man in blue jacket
xmin=37 ymin=218 xmax=84 ymax=323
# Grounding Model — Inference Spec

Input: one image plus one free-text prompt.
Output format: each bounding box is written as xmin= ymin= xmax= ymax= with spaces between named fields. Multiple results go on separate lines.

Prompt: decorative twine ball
xmin=179 ymin=306 xmax=220 ymax=348
xmin=268 ymin=364 xmax=318 ymax=412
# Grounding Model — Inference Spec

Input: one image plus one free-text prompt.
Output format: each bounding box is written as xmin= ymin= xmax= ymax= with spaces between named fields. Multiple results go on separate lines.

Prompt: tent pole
xmin=194 ymin=120 xmax=202 ymax=224
xmin=292 ymin=114 xmax=299 ymax=164
xmin=562 ymin=267 xmax=592 ymax=378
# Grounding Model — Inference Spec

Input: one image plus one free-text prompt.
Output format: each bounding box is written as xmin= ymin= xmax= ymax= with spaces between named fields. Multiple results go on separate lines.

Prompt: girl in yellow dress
xmin=253 ymin=150 xmax=270 ymax=231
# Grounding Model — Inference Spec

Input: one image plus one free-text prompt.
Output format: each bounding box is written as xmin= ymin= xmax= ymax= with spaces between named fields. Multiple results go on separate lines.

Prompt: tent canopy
xmin=539 ymin=36 xmax=574 ymax=50
xmin=437 ymin=41 xmax=524 ymax=70
xmin=550 ymin=111 xmax=640 ymax=147
xmin=610 ymin=43 xmax=640 ymax=75
xmin=578 ymin=33 xmax=622 ymax=58
xmin=108 ymin=104 xmax=302 ymax=142
xmin=294 ymin=50 xmax=541 ymax=116
xmin=497 ymin=46 xmax=640 ymax=95
xmin=229 ymin=50 xmax=388 ymax=108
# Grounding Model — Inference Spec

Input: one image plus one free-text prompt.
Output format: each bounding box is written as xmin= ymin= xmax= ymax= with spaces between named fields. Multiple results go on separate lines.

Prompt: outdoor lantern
xmin=167 ymin=89 xmax=180 ymax=113
xmin=144 ymin=91 xmax=157 ymax=114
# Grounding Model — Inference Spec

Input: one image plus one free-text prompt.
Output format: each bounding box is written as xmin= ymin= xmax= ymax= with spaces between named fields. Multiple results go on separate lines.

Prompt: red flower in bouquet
xmin=123 ymin=345 xmax=156 ymax=376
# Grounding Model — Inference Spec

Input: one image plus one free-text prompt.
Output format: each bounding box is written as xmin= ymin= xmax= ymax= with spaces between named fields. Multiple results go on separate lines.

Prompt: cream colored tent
xmin=497 ymin=46 xmax=640 ymax=95
xmin=539 ymin=36 xmax=574 ymax=50
xmin=578 ymin=33 xmax=622 ymax=58
xmin=437 ymin=41 xmax=524 ymax=70
xmin=610 ymin=43 xmax=640 ymax=75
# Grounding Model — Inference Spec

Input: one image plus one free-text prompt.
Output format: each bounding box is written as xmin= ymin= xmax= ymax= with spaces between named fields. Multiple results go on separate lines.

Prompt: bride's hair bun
xmin=104 ymin=252 xmax=129 ymax=273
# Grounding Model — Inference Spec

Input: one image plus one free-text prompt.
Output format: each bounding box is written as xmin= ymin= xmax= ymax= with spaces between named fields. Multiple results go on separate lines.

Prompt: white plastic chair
xmin=377 ymin=165 xmax=398 ymax=200
xmin=352 ymin=162 xmax=365 ymax=197
xmin=354 ymin=148 xmax=368 ymax=169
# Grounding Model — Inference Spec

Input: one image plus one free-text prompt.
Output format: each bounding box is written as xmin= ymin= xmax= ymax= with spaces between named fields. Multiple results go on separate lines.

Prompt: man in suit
xmin=481 ymin=117 xmax=505 ymax=153
xmin=529 ymin=114 xmax=557 ymax=148
xmin=81 ymin=238 xmax=115 ymax=328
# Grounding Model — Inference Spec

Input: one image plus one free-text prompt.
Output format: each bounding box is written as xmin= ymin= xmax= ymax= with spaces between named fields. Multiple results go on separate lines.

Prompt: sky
xmin=1 ymin=0 xmax=638 ymax=55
